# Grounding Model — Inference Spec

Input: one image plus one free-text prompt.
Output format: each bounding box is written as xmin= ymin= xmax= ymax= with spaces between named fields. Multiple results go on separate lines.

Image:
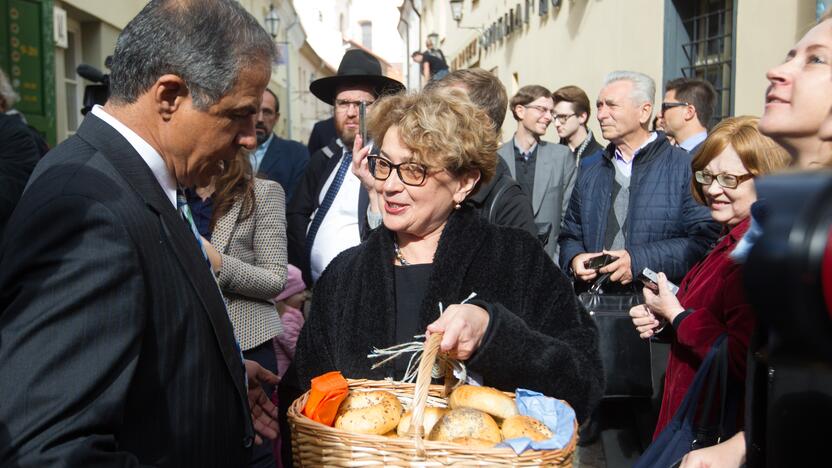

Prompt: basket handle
xmin=409 ymin=332 xmax=447 ymax=457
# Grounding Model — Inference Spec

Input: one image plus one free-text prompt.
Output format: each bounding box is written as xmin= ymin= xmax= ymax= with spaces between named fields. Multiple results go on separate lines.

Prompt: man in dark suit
xmin=251 ymin=89 xmax=309 ymax=203
xmin=660 ymin=77 xmax=716 ymax=155
xmin=0 ymin=1 xmax=279 ymax=466
xmin=0 ymin=112 xmax=40 ymax=236
xmin=306 ymin=116 xmax=336 ymax=156
xmin=287 ymin=49 xmax=404 ymax=286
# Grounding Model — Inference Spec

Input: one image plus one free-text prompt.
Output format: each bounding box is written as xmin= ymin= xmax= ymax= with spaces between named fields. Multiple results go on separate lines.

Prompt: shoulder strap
xmin=487 ymin=177 xmax=513 ymax=224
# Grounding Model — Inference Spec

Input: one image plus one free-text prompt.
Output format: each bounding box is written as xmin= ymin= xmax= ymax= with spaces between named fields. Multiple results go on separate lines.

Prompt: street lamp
xmin=449 ymin=0 xmax=482 ymax=31
xmin=450 ymin=0 xmax=464 ymax=23
xmin=264 ymin=3 xmax=299 ymax=140
xmin=265 ymin=4 xmax=280 ymax=38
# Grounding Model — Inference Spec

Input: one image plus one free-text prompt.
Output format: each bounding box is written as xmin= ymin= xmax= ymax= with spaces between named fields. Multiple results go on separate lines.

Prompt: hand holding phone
xmin=638 ymin=268 xmax=679 ymax=295
xmin=583 ymin=253 xmax=618 ymax=271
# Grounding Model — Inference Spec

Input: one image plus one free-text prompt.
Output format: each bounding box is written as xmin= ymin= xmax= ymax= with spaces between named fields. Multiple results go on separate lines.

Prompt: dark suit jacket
xmin=0 ymin=113 xmax=40 ymax=236
xmin=0 ymin=114 xmax=253 ymax=467
xmin=286 ymin=139 xmax=369 ymax=286
xmin=306 ymin=117 xmax=336 ymax=156
xmin=257 ymin=134 xmax=309 ymax=203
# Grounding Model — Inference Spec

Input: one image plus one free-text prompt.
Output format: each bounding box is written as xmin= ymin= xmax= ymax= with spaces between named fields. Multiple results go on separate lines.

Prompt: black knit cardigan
xmin=279 ymin=207 xmax=604 ymax=426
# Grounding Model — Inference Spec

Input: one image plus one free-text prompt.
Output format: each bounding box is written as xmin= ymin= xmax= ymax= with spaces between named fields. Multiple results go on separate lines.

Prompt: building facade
xmin=1 ymin=0 xmax=332 ymax=146
xmin=410 ymin=0 xmax=818 ymax=142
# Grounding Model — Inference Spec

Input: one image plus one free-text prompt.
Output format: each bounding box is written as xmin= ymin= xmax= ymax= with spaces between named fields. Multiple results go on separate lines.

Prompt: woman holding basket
xmin=278 ymin=89 xmax=603 ymax=460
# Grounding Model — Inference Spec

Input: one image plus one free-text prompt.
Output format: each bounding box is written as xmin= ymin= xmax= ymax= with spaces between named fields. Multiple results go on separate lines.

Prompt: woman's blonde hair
xmin=366 ymin=88 xmax=498 ymax=188
xmin=691 ymin=116 xmax=791 ymax=204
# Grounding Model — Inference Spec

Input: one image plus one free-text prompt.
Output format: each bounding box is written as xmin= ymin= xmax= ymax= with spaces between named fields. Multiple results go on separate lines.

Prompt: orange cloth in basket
xmin=303 ymin=371 xmax=349 ymax=426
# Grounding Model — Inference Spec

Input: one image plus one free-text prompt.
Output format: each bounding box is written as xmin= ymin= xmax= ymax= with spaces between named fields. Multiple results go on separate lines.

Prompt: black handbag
xmin=579 ymin=274 xmax=653 ymax=398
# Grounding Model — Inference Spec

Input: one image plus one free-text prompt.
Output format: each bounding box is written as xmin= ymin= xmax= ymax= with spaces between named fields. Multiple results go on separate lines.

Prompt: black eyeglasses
xmin=334 ymin=99 xmax=375 ymax=113
xmin=694 ymin=170 xmax=754 ymax=189
xmin=367 ymin=155 xmax=430 ymax=186
xmin=661 ymin=101 xmax=690 ymax=112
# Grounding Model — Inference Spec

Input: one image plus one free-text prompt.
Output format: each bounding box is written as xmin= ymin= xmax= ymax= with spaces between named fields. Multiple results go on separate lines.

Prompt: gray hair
xmin=109 ymin=0 xmax=275 ymax=110
xmin=603 ymin=70 xmax=656 ymax=107
xmin=0 ymin=67 xmax=18 ymax=111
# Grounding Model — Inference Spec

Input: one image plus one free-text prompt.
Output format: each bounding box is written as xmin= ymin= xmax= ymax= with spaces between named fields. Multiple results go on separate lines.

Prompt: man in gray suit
xmin=499 ymin=85 xmax=577 ymax=260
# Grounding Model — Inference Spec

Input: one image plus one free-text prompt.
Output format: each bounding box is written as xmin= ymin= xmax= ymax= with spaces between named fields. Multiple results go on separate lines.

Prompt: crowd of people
xmin=1 ymin=0 xmax=831 ymax=467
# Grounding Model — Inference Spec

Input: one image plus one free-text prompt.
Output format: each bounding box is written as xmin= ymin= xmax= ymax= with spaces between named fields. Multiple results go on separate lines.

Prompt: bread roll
xmin=428 ymin=408 xmax=502 ymax=443
xmin=500 ymin=415 xmax=553 ymax=441
xmin=448 ymin=385 xmax=518 ymax=420
xmin=396 ymin=406 xmax=447 ymax=437
xmin=449 ymin=437 xmax=497 ymax=448
xmin=334 ymin=390 xmax=403 ymax=435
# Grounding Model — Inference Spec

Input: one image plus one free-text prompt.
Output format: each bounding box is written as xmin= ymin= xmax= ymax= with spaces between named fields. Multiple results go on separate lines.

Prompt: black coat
xmin=0 ymin=113 xmax=40 ymax=235
xmin=466 ymin=157 xmax=537 ymax=238
xmin=280 ymin=207 xmax=603 ymax=428
xmin=0 ymin=114 xmax=253 ymax=466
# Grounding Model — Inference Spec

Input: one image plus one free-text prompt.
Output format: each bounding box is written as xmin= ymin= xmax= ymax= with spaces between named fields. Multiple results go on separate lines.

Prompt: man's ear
xmin=639 ymin=102 xmax=653 ymax=126
xmin=578 ymin=111 xmax=589 ymax=126
xmin=685 ymin=106 xmax=698 ymax=123
xmin=153 ymin=74 xmax=189 ymax=121
xmin=514 ymin=105 xmax=526 ymax=121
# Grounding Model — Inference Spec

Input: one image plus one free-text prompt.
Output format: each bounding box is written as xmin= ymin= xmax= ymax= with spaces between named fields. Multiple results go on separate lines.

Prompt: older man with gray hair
xmin=557 ymin=70 xmax=719 ymax=457
xmin=0 ymin=1 xmax=281 ymax=466
xmin=559 ymin=70 xmax=718 ymax=288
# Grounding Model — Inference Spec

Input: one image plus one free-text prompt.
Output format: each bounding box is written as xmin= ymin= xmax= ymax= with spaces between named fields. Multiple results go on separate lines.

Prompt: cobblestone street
xmin=574 ymin=441 xmax=606 ymax=468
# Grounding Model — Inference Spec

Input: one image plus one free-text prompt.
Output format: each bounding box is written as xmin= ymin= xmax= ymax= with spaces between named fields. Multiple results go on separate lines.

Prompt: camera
xmin=637 ymin=267 xmax=679 ymax=295
xmin=77 ymin=56 xmax=111 ymax=116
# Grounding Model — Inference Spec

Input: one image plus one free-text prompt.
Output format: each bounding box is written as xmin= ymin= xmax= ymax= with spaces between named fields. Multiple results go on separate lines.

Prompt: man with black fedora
xmin=287 ymin=48 xmax=404 ymax=285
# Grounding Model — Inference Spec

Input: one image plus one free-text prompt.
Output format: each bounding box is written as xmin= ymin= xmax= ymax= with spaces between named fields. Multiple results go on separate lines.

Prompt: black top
xmin=513 ymin=142 xmax=538 ymax=199
xmin=393 ymin=263 xmax=434 ymax=377
xmin=422 ymin=52 xmax=448 ymax=76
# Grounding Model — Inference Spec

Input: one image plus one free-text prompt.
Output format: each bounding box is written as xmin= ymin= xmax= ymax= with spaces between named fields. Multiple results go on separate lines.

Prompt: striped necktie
xmin=176 ymin=189 xmax=210 ymax=266
xmin=305 ymin=150 xmax=352 ymax=262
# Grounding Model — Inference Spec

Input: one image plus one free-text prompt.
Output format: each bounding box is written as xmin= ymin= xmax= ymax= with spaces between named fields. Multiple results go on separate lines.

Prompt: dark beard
xmin=255 ymin=124 xmax=270 ymax=146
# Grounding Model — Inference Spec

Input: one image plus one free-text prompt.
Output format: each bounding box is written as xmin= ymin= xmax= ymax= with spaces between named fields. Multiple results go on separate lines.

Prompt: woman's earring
xmin=454 ymin=202 xmax=461 ymax=210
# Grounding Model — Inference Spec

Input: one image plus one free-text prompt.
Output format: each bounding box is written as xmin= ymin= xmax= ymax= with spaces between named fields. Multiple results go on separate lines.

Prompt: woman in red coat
xmin=629 ymin=116 xmax=790 ymax=437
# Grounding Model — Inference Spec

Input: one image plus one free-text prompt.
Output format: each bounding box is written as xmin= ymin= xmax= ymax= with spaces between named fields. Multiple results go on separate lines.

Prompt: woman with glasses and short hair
xmin=629 ymin=116 xmax=790 ymax=439
xmin=279 ymin=88 xmax=604 ymax=428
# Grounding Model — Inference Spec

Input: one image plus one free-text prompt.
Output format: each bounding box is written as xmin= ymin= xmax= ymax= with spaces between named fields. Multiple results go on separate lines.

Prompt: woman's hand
xmin=680 ymin=431 xmax=746 ymax=468
xmin=642 ymin=272 xmax=685 ymax=323
xmin=200 ymin=236 xmax=222 ymax=274
xmin=350 ymin=133 xmax=375 ymax=192
xmin=629 ymin=304 xmax=661 ymax=339
xmin=426 ymin=304 xmax=490 ymax=361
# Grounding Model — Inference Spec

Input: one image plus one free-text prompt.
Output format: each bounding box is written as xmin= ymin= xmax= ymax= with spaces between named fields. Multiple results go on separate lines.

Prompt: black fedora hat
xmin=310 ymin=49 xmax=405 ymax=105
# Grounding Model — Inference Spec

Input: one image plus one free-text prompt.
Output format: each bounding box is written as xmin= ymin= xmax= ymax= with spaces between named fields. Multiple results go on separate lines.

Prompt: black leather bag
xmin=579 ymin=274 xmax=653 ymax=398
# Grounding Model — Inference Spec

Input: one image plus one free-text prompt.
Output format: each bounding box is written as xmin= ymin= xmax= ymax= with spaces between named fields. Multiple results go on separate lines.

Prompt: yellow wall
xmin=424 ymin=0 xmax=818 ymax=142
xmin=424 ymin=0 xmax=665 ymax=143
xmin=61 ymin=0 xmax=145 ymax=29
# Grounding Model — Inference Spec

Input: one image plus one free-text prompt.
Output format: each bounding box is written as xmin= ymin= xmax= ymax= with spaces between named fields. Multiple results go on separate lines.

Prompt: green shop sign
xmin=1 ymin=0 xmax=56 ymax=146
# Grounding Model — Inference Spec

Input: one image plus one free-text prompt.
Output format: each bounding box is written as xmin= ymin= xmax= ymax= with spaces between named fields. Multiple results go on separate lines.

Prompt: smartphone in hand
xmin=583 ymin=253 xmax=618 ymax=271
xmin=359 ymin=100 xmax=367 ymax=145
xmin=638 ymin=267 xmax=680 ymax=295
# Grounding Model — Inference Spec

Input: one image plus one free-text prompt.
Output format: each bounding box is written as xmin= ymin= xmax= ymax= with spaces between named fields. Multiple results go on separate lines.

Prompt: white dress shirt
xmin=613 ymin=132 xmax=658 ymax=178
xmin=91 ymin=105 xmax=177 ymax=209
xmin=308 ymin=144 xmax=362 ymax=282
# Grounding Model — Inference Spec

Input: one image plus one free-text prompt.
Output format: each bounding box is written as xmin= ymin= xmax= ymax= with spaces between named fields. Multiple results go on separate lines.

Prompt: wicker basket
xmin=286 ymin=333 xmax=578 ymax=466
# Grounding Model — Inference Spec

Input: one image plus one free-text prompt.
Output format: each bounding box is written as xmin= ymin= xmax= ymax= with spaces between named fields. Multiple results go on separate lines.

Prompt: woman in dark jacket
xmin=279 ymin=89 xmax=603 ymax=453
xmin=629 ymin=117 xmax=790 ymax=438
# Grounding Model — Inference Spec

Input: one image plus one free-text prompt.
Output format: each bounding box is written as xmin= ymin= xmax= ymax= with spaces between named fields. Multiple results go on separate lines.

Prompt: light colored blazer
xmin=213 ymin=178 xmax=288 ymax=350
xmin=498 ymin=139 xmax=577 ymax=260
